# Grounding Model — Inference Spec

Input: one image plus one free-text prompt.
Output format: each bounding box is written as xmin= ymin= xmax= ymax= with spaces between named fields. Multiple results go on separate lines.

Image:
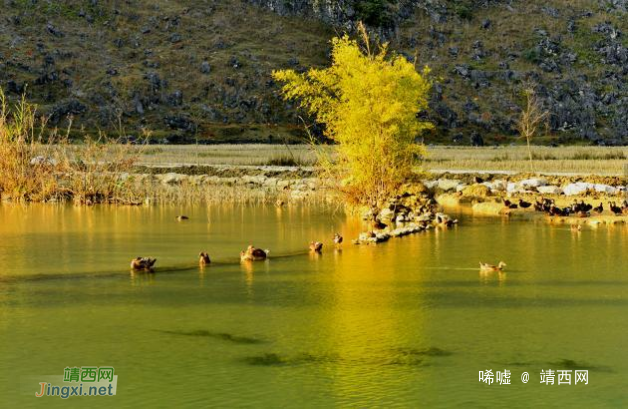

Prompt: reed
xmin=0 ymin=90 xmax=64 ymax=202
xmin=0 ymin=89 xmax=141 ymax=204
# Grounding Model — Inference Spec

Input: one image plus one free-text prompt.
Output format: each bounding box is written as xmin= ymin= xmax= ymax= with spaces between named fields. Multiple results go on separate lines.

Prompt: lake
xmin=0 ymin=204 xmax=626 ymax=407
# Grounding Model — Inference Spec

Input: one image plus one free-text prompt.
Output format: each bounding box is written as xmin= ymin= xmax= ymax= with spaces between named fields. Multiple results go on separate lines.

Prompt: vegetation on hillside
xmin=1 ymin=0 xmax=625 ymax=144
xmin=273 ymin=24 xmax=432 ymax=206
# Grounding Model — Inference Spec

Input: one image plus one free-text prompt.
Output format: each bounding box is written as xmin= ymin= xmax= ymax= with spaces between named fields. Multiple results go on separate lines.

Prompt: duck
xmin=609 ymin=201 xmax=622 ymax=216
xmin=518 ymin=199 xmax=532 ymax=209
xmin=199 ymin=252 xmax=211 ymax=266
xmin=503 ymin=199 xmax=518 ymax=209
xmin=593 ymin=202 xmax=603 ymax=215
xmin=479 ymin=261 xmax=507 ymax=272
xmin=548 ymin=204 xmax=568 ymax=217
xmin=540 ymin=198 xmax=555 ymax=212
xmin=176 ymin=215 xmax=189 ymax=221
xmin=333 ymin=233 xmax=343 ymax=246
xmin=436 ymin=214 xmax=458 ymax=227
xmin=240 ymin=245 xmax=268 ymax=261
xmin=275 ymin=199 xmax=285 ymax=207
xmin=131 ymin=257 xmax=157 ymax=272
xmin=373 ymin=219 xmax=387 ymax=230
xmin=309 ymin=241 xmax=323 ymax=253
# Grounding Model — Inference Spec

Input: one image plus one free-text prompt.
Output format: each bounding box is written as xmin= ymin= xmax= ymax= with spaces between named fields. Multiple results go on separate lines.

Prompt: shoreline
xmin=1 ymin=161 xmax=626 ymax=208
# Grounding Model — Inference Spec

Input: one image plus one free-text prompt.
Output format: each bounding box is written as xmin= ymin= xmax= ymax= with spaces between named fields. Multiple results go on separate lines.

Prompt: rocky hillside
xmin=1 ymin=0 xmax=626 ymax=145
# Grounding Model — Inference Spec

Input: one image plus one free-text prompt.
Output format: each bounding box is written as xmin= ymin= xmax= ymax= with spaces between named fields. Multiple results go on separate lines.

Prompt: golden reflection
xmin=312 ymin=219 xmax=424 ymax=403
xmin=240 ymin=260 xmax=256 ymax=298
xmin=479 ymin=270 xmax=507 ymax=286
xmin=129 ymin=271 xmax=156 ymax=286
xmin=198 ymin=266 xmax=207 ymax=287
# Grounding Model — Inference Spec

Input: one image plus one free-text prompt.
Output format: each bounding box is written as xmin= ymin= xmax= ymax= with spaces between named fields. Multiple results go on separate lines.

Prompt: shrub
xmin=273 ymin=24 xmax=432 ymax=207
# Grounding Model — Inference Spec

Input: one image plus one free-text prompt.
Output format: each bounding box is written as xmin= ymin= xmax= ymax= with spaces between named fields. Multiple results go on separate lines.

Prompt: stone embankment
xmin=353 ymin=185 xmax=458 ymax=245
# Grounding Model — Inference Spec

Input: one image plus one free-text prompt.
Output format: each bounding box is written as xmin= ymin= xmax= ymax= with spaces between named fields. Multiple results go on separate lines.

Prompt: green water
xmin=0 ymin=204 xmax=627 ymax=408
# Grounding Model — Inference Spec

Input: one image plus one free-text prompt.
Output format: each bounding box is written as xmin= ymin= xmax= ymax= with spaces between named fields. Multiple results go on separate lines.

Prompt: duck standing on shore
xmin=373 ymin=219 xmax=387 ymax=230
xmin=131 ymin=257 xmax=157 ymax=272
xmin=199 ymin=252 xmax=211 ymax=266
xmin=240 ymin=245 xmax=268 ymax=261
xmin=593 ymin=202 xmax=604 ymax=215
xmin=479 ymin=261 xmax=506 ymax=273
xmin=503 ymin=199 xmax=518 ymax=209
xmin=609 ymin=202 xmax=623 ymax=216
xmin=519 ymin=199 xmax=532 ymax=209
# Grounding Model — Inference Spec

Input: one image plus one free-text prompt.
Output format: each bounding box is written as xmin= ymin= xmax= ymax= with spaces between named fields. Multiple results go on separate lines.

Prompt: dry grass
xmin=0 ymin=89 xmax=141 ymax=204
xmin=132 ymin=144 xmax=322 ymax=167
xmin=0 ymin=91 xmax=63 ymax=202
xmin=424 ymin=146 xmax=628 ymax=176
xmin=129 ymin=144 xmax=627 ymax=176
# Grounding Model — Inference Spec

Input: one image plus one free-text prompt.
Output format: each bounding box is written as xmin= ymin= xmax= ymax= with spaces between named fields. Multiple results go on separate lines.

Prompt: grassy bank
xmin=129 ymin=144 xmax=627 ymax=176
xmin=425 ymin=146 xmax=628 ymax=176
xmin=2 ymin=139 xmax=626 ymax=205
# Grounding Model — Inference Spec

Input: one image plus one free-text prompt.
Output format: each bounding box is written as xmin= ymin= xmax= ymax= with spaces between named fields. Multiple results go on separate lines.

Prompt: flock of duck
xmin=130 ymin=230 xmax=344 ymax=273
xmin=503 ymin=198 xmax=628 ymax=217
xmin=128 ymin=194 xmax=628 ymax=276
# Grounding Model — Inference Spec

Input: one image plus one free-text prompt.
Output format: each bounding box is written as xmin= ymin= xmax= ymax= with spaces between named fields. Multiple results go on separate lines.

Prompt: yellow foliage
xmin=272 ymin=27 xmax=432 ymax=206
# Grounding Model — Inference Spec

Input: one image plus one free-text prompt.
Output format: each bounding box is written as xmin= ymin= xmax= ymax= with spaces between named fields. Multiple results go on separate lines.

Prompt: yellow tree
xmin=272 ymin=24 xmax=432 ymax=207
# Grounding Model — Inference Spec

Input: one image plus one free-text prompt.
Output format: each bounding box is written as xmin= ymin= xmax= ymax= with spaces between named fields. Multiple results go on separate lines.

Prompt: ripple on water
xmin=157 ymin=329 xmax=267 ymax=344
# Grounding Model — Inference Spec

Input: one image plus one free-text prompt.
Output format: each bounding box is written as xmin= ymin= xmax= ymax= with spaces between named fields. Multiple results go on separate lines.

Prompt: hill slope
xmin=0 ymin=0 xmax=626 ymax=145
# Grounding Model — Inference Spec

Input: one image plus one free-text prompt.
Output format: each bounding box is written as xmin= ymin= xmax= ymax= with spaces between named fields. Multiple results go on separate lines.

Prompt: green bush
xmin=452 ymin=1 xmax=473 ymax=20
xmin=355 ymin=0 xmax=395 ymax=27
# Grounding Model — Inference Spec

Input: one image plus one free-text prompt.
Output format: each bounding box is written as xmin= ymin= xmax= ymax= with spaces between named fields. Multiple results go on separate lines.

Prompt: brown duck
xmin=131 ymin=257 xmax=157 ymax=272
xmin=479 ymin=261 xmax=506 ymax=273
xmin=240 ymin=245 xmax=268 ymax=261
xmin=199 ymin=252 xmax=211 ymax=266
xmin=309 ymin=241 xmax=323 ymax=253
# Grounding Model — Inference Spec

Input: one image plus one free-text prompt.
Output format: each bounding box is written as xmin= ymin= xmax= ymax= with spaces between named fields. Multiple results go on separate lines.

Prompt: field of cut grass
xmin=131 ymin=144 xmax=628 ymax=176
xmin=133 ymin=144 xmax=321 ymax=167
xmin=425 ymin=146 xmax=628 ymax=176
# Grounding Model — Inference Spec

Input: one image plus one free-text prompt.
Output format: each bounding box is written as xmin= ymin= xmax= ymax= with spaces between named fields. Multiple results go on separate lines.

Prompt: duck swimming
xmin=177 ymin=215 xmax=189 ymax=221
xmin=333 ymin=233 xmax=343 ymax=246
xmin=240 ymin=245 xmax=268 ymax=261
xmin=479 ymin=261 xmax=506 ymax=272
xmin=131 ymin=257 xmax=157 ymax=272
xmin=199 ymin=252 xmax=211 ymax=266
xmin=309 ymin=241 xmax=323 ymax=253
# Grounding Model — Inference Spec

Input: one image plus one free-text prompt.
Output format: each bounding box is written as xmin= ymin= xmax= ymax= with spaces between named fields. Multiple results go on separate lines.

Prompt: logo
xmin=35 ymin=366 xmax=117 ymax=399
